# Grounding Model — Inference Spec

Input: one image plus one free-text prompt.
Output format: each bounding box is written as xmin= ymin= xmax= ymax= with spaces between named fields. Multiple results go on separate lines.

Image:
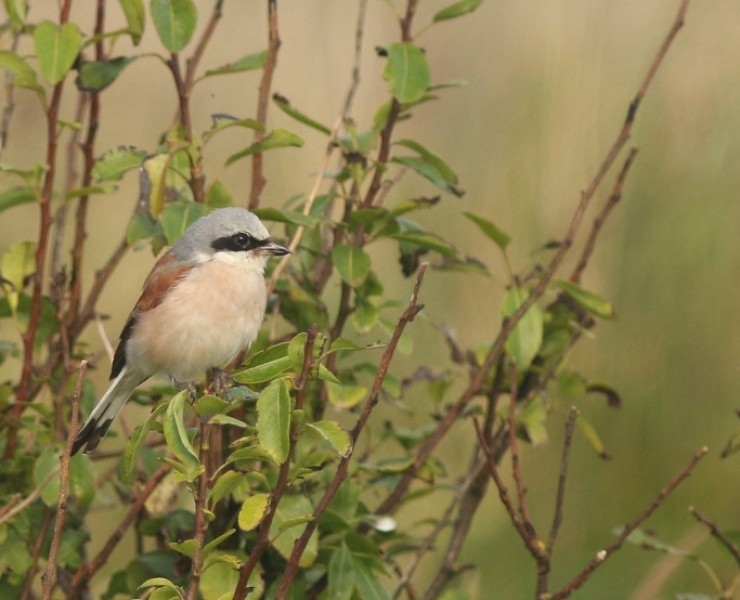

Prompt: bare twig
xmin=547 ymin=407 xmax=579 ymax=552
xmin=342 ymin=0 xmax=368 ymax=119
xmin=550 ymin=446 xmax=708 ymax=600
xmin=184 ymin=0 xmax=224 ymax=90
xmin=274 ymin=264 xmax=428 ymax=598
xmin=570 ymin=147 xmax=639 ymax=284
xmin=689 ymin=506 xmax=740 ymax=568
xmin=41 ymin=360 xmax=87 ymax=599
xmin=248 ymin=0 xmax=281 ymax=209
xmin=375 ymin=0 xmax=691 ymax=517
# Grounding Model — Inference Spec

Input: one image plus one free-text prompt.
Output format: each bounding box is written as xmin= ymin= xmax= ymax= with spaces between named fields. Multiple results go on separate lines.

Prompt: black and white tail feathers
xmin=71 ymin=367 xmax=145 ymax=455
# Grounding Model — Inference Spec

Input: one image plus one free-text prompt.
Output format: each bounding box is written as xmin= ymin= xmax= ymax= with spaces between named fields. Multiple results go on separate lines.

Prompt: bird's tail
xmin=72 ymin=367 xmax=144 ymax=455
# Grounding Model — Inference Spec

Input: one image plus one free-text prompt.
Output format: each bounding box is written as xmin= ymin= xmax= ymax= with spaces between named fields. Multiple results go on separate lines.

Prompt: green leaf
xmin=395 ymin=139 xmax=459 ymax=188
xmin=159 ymin=201 xmax=205 ymax=245
xmin=202 ymin=529 xmax=236 ymax=556
xmin=331 ymin=245 xmax=371 ymax=287
xmin=34 ymin=21 xmax=82 ymax=85
xmin=576 ymin=415 xmax=610 ymax=459
xmin=233 ymin=343 xmax=292 ymax=384
xmin=150 ymin=0 xmax=197 ymax=53
xmin=502 ymin=287 xmax=543 ymax=367
xmin=33 ymin=447 xmax=60 ymax=507
xmin=1 ymin=240 xmax=35 ymax=293
xmin=326 ymin=382 xmax=366 ymax=409
xmin=207 ymin=471 xmax=245 ymax=506
xmin=392 ymin=155 xmax=464 ymax=197
xmin=141 ymin=153 xmax=170 ymax=217
xmin=269 ymin=495 xmax=317 ymax=567
xmin=203 ymin=114 xmax=265 ymax=144
xmin=433 ymin=0 xmax=484 ymax=23
xmin=0 ymin=50 xmax=43 ymax=94
xmin=383 ymin=42 xmax=431 ymax=104
xmin=391 ymin=231 xmax=459 ymax=259
xmin=327 ymin=542 xmax=355 ymax=600
xmin=205 ymin=180 xmax=232 ymax=210
xmin=238 ymin=493 xmax=270 ymax=531
xmin=76 ymin=57 xmax=136 ymax=92
xmin=169 ymin=539 xmax=198 ymax=559
xmin=256 ymin=379 xmax=291 ymax=464
xmin=225 ymin=129 xmax=304 ymax=166
xmin=252 ymin=206 xmax=315 ymax=227
xmin=554 ymin=279 xmax=615 ymax=319
xmin=127 ymin=212 xmax=160 ymax=245
xmin=93 ymin=145 xmax=147 ymax=181
xmin=119 ymin=0 xmax=146 ymax=44
xmin=352 ymin=556 xmax=391 ymax=600
xmin=163 ymin=390 xmax=202 ymax=482
xmin=123 ymin=402 xmax=167 ymax=481
xmin=204 ymin=50 xmax=267 ymax=77
xmin=518 ymin=396 xmax=548 ymax=446
xmin=273 ymin=93 xmax=332 ymax=135
xmin=463 ymin=211 xmax=510 ymax=250
xmin=306 ymin=420 xmax=352 ymax=457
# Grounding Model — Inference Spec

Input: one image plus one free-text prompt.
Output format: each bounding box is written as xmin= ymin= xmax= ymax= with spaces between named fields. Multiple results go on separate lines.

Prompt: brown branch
xmin=551 ymin=446 xmax=708 ymax=600
xmin=20 ymin=506 xmax=53 ymax=600
xmin=546 ymin=407 xmax=579 ymax=553
xmin=5 ymin=0 xmax=75 ymax=458
xmin=689 ymin=506 xmax=740 ymax=568
xmin=374 ymin=0 xmax=691 ymax=517
xmin=185 ymin=422 xmax=212 ymax=600
xmin=184 ymin=0 xmax=225 ymax=90
xmin=70 ymin=464 xmax=171 ymax=597
xmin=41 ymin=360 xmax=86 ymax=600
xmin=248 ymin=0 xmax=281 ymax=210
xmin=274 ymin=264 xmax=428 ymax=598
xmin=232 ymin=327 xmax=319 ymax=600
xmin=570 ymin=147 xmax=639 ymax=284
xmin=342 ymin=0 xmax=368 ymax=119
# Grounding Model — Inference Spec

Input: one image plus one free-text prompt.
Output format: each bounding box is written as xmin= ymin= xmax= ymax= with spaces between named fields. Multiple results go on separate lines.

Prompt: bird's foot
xmin=173 ymin=379 xmax=198 ymax=400
xmin=206 ymin=368 xmax=234 ymax=396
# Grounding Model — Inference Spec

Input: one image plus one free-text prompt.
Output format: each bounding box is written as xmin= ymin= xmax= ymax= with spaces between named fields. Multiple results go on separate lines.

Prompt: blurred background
xmin=2 ymin=0 xmax=739 ymax=598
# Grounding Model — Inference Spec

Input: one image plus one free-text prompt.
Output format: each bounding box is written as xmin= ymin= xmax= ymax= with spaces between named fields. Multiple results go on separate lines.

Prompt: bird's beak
xmin=262 ymin=240 xmax=291 ymax=256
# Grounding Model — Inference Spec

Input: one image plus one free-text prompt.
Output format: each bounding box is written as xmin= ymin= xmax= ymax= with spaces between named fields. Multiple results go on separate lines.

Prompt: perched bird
xmin=72 ymin=207 xmax=290 ymax=454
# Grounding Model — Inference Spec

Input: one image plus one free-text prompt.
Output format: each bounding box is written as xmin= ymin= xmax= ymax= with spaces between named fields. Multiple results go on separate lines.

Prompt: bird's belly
xmin=128 ymin=260 xmax=266 ymax=382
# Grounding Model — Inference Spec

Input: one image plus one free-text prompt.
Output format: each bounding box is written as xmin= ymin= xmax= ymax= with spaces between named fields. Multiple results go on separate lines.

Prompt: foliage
xmin=0 ymin=1 xmax=737 ymax=600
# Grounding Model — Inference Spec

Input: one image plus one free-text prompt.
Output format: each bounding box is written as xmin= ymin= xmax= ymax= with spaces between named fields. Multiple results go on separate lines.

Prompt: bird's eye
xmin=234 ymin=233 xmax=250 ymax=248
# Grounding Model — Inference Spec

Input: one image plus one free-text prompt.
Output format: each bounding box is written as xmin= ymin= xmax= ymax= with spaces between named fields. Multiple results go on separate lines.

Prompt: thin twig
xmin=248 ymin=0 xmax=281 ymax=209
xmin=550 ymin=446 xmax=708 ymax=600
xmin=0 ymin=467 xmax=61 ymax=526
xmin=547 ymin=407 xmax=579 ymax=552
xmin=689 ymin=506 xmax=740 ymax=568
xmin=185 ymin=422 xmax=211 ymax=600
xmin=375 ymin=0 xmax=691 ymax=517
xmin=41 ymin=360 xmax=87 ymax=600
xmin=275 ymin=264 xmax=428 ymax=598
xmin=341 ymin=0 xmax=368 ymax=119
xmin=20 ymin=507 xmax=54 ymax=600
xmin=570 ymin=147 xmax=639 ymax=283
xmin=184 ymin=0 xmax=225 ymax=90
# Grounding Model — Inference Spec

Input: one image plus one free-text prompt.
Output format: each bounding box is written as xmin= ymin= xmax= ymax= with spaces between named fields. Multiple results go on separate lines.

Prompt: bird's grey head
xmin=171 ymin=207 xmax=289 ymax=265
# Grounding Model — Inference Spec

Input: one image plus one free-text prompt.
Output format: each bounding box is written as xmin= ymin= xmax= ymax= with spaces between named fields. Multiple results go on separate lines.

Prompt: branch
xmin=374 ymin=0 xmax=691 ymax=516
xmin=546 ymin=407 xmax=579 ymax=552
xmin=689 ymin=506 xmax=740 ymax=568
xmin=551 ymin=446 xmax=708 ymax=600
xmin=248 ymin=0 xmax=281 ymax=210
xmin=184 ymin=422 xmax=212 ymax=600
xmin=274 ymin=264 xmax=428 ymax=598
xmin=232 ymin=327 xmax=319 ymax=600
xmin=41 ymin=360 xmax=86 ymax=600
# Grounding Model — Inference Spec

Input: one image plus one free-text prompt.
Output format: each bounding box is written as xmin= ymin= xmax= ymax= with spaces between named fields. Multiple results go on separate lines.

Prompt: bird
xmin=72 ymin=207 xmax=290 ymax=455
